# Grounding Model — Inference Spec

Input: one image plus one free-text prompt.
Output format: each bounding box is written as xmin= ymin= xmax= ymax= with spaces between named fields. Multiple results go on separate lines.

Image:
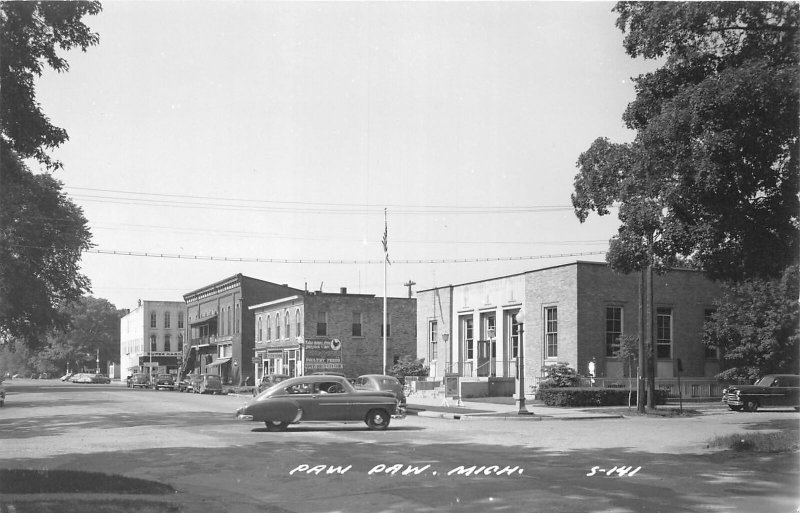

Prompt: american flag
xmin=382 ymin=210 xmax=390 ymax=265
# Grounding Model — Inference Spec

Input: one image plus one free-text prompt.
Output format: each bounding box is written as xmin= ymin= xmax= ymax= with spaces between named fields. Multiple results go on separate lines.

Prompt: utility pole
xmin=403 ymin=280 xmax=416 ymax=298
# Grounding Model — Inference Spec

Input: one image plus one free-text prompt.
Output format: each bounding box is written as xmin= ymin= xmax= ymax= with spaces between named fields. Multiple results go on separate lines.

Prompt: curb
xmin=408 ymin=408 xmax=624 ymax=421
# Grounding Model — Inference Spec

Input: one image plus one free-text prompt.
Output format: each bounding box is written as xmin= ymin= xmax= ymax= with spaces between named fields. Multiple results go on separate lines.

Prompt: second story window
xmin=380 ymin=314 xmax=392 ymax=337
xmin=276 ymin=313 xmax=282 ymax=339
xmin=164 ymin=334 xmax=171 ymax=352
xmin=352 ymin=312 xmax=362 ymax=337
xmin=178 ymin=311 xmax=184 ymax=329
xmin=164 ymin=311 xmax=171 ymax=329
xmin=296 ymin=308 xmax=301 ymax=337
xmin=429 ymin=320 xmax=438 ymax=360
xmin=150 ymin=311 xmax=157 ymax=328
xmin=285 ymin=310 xmax=291 ymax=339
xmin=267 ymin=315 xmax=272 ymax=341
xmin=257 ymin=317 xmax=263 ymax=342
xmin=605 ymin=306 xmax=622 ymax=357
xmin=317 ymin=311 xmax=327 ymax=336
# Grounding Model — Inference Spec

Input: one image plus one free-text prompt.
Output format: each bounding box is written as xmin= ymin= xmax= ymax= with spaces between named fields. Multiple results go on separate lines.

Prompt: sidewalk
xmin=406 ymin=395 xmax=625 ymax=421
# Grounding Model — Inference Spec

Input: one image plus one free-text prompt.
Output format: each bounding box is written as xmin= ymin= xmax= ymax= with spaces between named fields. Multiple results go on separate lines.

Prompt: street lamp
xmin=514 ymin=307 xmax=533 ymax=415
xmin=95 ymin=348 xmax=100 ymax=374
xmin=441 ymin=332 xmax=451 ymax=407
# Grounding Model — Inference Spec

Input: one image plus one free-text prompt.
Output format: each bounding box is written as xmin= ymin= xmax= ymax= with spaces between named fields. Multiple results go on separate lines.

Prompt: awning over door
xmin=206 ymin=358 xmax=231 ymax=368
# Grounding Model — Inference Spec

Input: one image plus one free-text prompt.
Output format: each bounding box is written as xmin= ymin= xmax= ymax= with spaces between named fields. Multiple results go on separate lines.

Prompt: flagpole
xmin=382 ymin=208 xmax=388 ymax=373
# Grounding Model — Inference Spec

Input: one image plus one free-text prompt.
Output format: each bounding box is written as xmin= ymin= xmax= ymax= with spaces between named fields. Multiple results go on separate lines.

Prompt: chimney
xmin=340 ymin=287 xmax=347 ymax=295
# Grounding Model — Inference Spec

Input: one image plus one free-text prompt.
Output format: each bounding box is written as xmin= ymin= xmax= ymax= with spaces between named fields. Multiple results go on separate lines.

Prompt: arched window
xmin=164 ymin=334 xmax=171 ymax=352
xmin=257 ymin=317 xmax=263 ymax=341
xmin=267 ymin=315 xmax=272 ymax=341
xmin=276 ymin=313 xmax=281 ymax=339
xmin=285 ymin=310 xmax=291 ymax=339
xmin=296 ymin=309 xmax=301 ymax=337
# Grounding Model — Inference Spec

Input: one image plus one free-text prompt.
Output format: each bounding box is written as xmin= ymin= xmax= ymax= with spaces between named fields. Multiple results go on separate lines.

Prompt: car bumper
xmin=392 ymin=407 xmax=407 ymax=419
xmin=722 ymin=395 xmax=742 ymax=406
xmin=235 ymin=413 xmax=254 ymax=421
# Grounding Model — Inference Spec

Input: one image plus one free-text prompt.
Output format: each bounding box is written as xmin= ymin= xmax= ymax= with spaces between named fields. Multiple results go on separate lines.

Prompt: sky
xmin=32 ymin=1 xmax=659 ymax=312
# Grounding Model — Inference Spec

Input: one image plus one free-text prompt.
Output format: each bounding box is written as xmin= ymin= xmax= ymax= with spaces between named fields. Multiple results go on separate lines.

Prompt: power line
xmin=82 ymin=248 xmax=605 ymax=264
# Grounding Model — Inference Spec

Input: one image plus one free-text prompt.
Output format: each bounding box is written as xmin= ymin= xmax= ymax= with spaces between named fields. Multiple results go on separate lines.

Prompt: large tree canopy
xmin=1 ymin=1 xmax=101 ymax=170
xmin=572 ymin=2 xmax=799 ymax=282
xmin=0 ymin=1 xmax=100 ymax=347
xmin=0 ymin=152 xmax=92 ymax=348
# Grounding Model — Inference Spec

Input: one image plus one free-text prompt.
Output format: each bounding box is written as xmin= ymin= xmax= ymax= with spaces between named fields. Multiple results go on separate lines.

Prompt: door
xmin=477 ymin=341 xmax=490 ymax=377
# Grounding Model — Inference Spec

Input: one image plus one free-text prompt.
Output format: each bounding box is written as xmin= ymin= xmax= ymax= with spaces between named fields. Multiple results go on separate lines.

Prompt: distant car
xmin=353 ymin=374 xmax=407 ymax=411
xmin=189 ymin=374 xmax=223 ymax=395
xmin=70 ymin=373 xmax=87 ymax=383
xmin=129 ymin=373 xmax=150 ymax=389
xmin=60 ymin=373 xmax=74 ymax=382
xmin=235 ymin=375 xmax=402 ymax=432
xmin=153 ymin=374 xmax=176 ymax=391
xmin=72 ymin=373 xmax=110 ymax=384
xmin=253 ymin=373 xmax=290 ymax=396
xmin=722 ymin=374 xmax=800 ymax=412
xmin=176 ymin=376 xmax=192 ymax=392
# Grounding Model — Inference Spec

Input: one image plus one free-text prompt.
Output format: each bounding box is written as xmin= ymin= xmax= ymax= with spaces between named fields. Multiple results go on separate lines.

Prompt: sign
xmin=251 ymin=357 xmax=260 ymax=364
xmin=303 ymin=338 xmax=343 ymax=373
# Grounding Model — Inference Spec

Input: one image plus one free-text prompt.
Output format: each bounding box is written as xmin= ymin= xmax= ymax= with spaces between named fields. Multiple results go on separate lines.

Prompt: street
xmin=0 ymin=380 xmax=798 ymax=513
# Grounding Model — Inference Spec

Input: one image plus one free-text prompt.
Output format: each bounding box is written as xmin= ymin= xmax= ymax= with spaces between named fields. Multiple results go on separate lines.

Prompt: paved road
xmin=0 ymin=380 xmax=797 ymax=513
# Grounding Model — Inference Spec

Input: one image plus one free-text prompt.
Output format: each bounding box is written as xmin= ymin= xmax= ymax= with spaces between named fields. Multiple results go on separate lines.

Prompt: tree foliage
xmin=572 ymin=2 xmax=799 ymax=282
xmin=1 ymin=1 xmax=102 ymax=170
xmin=387 ymin=356 xmax=429 ymax=384
xmin=0 ymin=2 xmax=100 ymax=347
xmin=704 ymin=265 xmax=799 ymax=382
xmin=538 ymin=362 xmax=580 ymax=389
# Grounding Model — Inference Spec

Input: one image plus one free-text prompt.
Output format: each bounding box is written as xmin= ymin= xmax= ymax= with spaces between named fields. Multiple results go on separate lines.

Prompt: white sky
xmin=32 ymin=1 xmax=657 ymax=311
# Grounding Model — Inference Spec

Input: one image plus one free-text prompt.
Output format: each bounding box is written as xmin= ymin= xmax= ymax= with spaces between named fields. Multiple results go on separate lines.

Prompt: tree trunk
xmin=637 ymin=268 xmax=646 ymax=413
xmin=646 ymin=263 xmax=656 ymax=410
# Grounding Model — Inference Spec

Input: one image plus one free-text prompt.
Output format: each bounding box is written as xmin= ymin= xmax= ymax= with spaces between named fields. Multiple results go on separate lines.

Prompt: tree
xmin=617 ymin=335 xmax=639 ymax=408
xmin=387 ymin=356 xmax=429 ymax=385
xmin=0 ymin=2 xmax=101 ymax=347
xmin=1 ymin=153 xmax=93 ymax=348
xmin=1 ymin=1 xmax=102 ymax=170
xmin=704 ymin=265 xmax=799 ymax=382
xmin=572 ymin=2 xmax=799 ymax=411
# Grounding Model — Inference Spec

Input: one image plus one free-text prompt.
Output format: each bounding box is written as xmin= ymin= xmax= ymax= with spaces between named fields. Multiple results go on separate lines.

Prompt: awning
xmin=206 ymin=358 xmax=231 ymax=368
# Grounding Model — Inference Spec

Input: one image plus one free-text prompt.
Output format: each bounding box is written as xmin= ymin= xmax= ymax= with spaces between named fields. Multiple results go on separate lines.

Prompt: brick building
xmin=249 ymin=288 xmax=417 ymax=380
xmin=416 ymin=261 xmax=723 ymax=397
xmin=182 ymin=274 xmax=302 ymax=385
xmin=120 ymin=300 xmax=185 ymax=383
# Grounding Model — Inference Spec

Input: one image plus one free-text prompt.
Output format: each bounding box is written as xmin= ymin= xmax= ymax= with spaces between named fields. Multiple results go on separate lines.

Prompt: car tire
xmin=265 ymin=420 xmax=289 ymax=432
xmin=743 ymin=399 xmax=759 ymax=412
xmin=365 ymin=409 xmax=390 ymax=430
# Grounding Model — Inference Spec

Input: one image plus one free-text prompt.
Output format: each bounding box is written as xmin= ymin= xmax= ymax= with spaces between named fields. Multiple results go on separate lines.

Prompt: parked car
xmin=353 ymin=374 xmax=407 ymax=411
xmin=253 ymin=373 xmax=290 ymax=396
xmin=72 ymin=373 xmax=111 ymax=384
xmin=235 ymin=375 xmax=402 ymax=432
xmin=70 ymin=373 xmax=87 ymax=383
xmin=129 ymin=373 xmax=150 ymax=389
xmin=176 ymin=376 xmax=192 ymax=392
xmin=153 ymin=374 xmax=176 ymax=391
xmin=189 ymin=374 xmax=223 ymax=395
xmin=722 ymin=374 xmax=800 ymax=412
xmin=60 ymin=372 xmax=73 ymax=382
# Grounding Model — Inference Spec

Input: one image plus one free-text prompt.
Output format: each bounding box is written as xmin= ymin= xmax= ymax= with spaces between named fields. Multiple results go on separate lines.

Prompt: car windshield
xmin=754 ymin=376 xmax=776 ymax=387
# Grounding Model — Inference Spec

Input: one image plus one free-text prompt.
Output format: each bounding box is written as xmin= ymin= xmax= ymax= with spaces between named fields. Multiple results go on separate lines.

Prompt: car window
xmin=785 ymin=376 xmax=800 ymax=387
xmin=317 ymin=381 xmax=345 ymax=394
xmin=286 ymin=383 xmax=312 ymax=395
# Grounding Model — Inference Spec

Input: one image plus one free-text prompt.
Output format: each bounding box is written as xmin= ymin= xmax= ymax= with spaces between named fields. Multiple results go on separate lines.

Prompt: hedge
xmin=537 ymin=387 xmax=669 ymax=407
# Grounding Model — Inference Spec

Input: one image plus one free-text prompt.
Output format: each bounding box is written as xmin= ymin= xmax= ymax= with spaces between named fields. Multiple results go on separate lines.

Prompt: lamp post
xmin=514 ymin=307 xmax=533 ymax=415
xmin=95 ymin=348 xmax=100 ymax=374
xmin=441 ymin=332 xmax=450 ymax=407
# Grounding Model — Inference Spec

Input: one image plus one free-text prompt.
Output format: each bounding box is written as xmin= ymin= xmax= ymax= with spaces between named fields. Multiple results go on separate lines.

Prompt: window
xmin=276 ymin=313 xmax=282 ymax=339
xmin=380 ymin=315 xmax=391 ymax=337
xmin=177 ymin=333 xmax=183 ymax=352
xmin=285 ymin=310 xmax=291 ymax=339
xmin=235 ymin=303 xmax=240 ymax=333
xmin=164 ymin=311 xmax=171 ymax=329
xmin=657 ymin=307 xmax=672 ymax=358
xmin=545 ymin=307 xmax=558 ymax=358
xmin=352 ymin=312 xmax=362 ymax=337
xmin=150 ymin=312 xmax=157 ymax=328
xmin=227 ymin=306 xmax=232 ymax=336
xmin=164 ymin=334 xmax=171 ymax=352
xmin=220 ymin=308 xmax=225 ymax=336
xmin=508 ymin=311 xmax=520 ymax=358
xmin=317 ymin=311 xmax=327 ymax=336
xmin=605 ymin=306 xmax=623 ymax=357
xmin=462 ymin=316 xmax=474 ymax=360
xmin=257 ymin=317 xmax=263 ymax=342
xmin=178 ymin=311 xmax=184 ymax=329
xmin=267 ymin=316 xmax=272 ymax=341
xmin=704 ymin=309 xmax=718 ymax=358
xmin=429 ymin=320 xmax=438 ymax=361
xmin=296 ymin=309 xmax=301 ymax=337
xmin=150 ymin=335 xmax=157 ymax=352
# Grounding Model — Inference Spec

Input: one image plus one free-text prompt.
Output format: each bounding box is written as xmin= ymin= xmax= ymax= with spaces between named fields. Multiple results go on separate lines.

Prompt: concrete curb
xmin=408 ymin=408 xmax=624 ymax=421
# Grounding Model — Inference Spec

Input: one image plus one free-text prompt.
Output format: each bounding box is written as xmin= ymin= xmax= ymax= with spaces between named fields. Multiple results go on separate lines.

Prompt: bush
xmin=538 ymin=387 xmax=669 ymax=407
xmin=538 ymin=362 xmax=580 ymax=388
xmin=387 ymin=356 xmax=429 ymax=385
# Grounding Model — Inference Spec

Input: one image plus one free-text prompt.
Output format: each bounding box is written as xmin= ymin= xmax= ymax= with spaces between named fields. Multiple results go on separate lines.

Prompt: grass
xmin=707 ymin=431 xmax=800 ymax=453
xmin=0 ymin=469 xmax=175 ymax=494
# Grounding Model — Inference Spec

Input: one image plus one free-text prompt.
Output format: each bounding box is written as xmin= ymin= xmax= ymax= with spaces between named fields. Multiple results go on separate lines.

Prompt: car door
xmin=309 ymin=381 xmax=352 ymax=421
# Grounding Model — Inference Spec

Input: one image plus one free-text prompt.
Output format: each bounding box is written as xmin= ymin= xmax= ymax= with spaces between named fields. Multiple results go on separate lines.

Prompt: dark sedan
xmin=722 ymin=374 xmax=800 ymax=412
xmin=235 ymin=375 xmax=401 ymax=431
xmin=253 ymin=373 xmax=290 ymax=396
xmin=353 ymin=374 xmax=407 ymax=412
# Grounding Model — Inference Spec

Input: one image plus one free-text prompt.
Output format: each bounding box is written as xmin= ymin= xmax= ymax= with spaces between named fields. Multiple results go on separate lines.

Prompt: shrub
xmin=538 ymin=362 xmax=580 ymax=388
xmin=708 ymin=431 xmax=799 ymax=453
xmin=387 ymin=356 xmax=429 ymax=385
xmin=538 ymin=387 xmax=669 ymax=407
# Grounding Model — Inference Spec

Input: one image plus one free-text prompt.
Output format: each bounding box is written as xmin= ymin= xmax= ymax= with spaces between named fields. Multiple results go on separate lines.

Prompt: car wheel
xmin=728 ymin=405 xmax=743 ymax=412
xmin=365 ymin=409 xmax=390 ymax=430
xmin=743 ymin=399 xmax=758 ymax=412
xmin=265 ymin=420 xmax=289 ymax=432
